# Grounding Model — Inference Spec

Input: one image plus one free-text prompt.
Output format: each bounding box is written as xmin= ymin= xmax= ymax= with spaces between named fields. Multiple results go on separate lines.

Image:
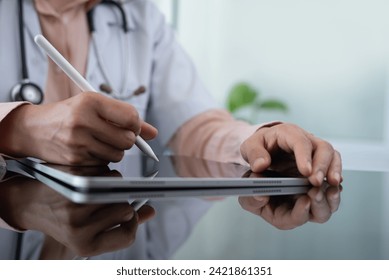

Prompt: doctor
xmin=0 ymin=0 xmax=341 ymax=258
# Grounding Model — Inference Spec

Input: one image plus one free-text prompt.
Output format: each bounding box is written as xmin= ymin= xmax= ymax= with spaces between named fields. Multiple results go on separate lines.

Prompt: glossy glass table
xmin=173 ymin=169 xmax=389 ymax=260
xmin=0 ymin=167 xmax=387 ymax=260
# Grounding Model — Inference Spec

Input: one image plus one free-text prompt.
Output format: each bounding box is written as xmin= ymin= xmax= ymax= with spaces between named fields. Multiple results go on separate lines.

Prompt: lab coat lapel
xmin=86 ymin=7 xmax=112 ymax=80
xmin=23 ymin=0 xmax=48 ymax=96
xmin=23 ymin=0 xmax=44 ymax=58
xmin=86 ymin=4 xmax=137 ymax=81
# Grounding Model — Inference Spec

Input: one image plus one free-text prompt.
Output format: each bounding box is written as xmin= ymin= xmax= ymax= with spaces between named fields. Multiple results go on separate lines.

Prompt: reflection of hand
xmin=238 ymin=183 xmax=342 ymax=229
xmin=0 ymin=93 xmax=157 ymax=165
xmin=0 ymin=175 xmax=155 ymax=257
xmin=240 ymin=123 xmax=342 ymax=187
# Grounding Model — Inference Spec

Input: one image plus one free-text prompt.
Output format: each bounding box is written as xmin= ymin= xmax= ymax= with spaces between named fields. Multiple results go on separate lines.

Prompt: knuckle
xmin=126 ymin=132 xmax=137 ymax=147
xmin=73 ymin=92 xmax=94 ymax=110
xmin=128 ymin=108 xmax=139 ymax=121
xmin=126 ymin=108 xmax=140 ymax=131
xmin=279 ymin=123 xmax=299 ymax=133
xmin=238 ymin=197 xmax=252 ymax=212
xmin=64 ymin=114 xmax=86 ymax=131
xmin=316 ymin=140 xmax=334 ymax=152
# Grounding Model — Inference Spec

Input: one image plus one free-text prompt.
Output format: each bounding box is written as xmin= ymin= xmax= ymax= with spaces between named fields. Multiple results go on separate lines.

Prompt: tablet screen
xmin=8 ymin=155 xmax=311 ymax=203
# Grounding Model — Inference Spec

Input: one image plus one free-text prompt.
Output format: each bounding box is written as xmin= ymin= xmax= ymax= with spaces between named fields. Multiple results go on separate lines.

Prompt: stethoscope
xmin=10 ymin=0 xmax=137 ymax=260
xmin=11 ymin=0 xmax=142 ymax=105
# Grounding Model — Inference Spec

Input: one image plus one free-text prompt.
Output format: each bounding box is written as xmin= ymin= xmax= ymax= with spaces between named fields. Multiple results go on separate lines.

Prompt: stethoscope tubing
xmin=14 ymin=0 xmax=133 ymax=104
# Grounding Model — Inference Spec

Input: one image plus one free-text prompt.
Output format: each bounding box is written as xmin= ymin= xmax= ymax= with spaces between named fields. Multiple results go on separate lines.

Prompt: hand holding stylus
xmin=34 ymin=34 xmax=159 ymax=162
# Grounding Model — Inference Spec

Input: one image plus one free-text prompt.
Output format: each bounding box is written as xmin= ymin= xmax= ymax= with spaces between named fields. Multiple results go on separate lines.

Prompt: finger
xmin=89 ymin=119 xmax=138 ymax=151
xmin=289 ymin=195 xmax=311 ymax=226
xmin=238 ymin=196 xmax=270 ymax=214
xmin=255 ymin=203 xmax=276 ymax=225
xmin=87 ymin=203 xmax=135 ymax=233
xmin=272 ymin=125 xmax=314 ymax=177
xmin=325 ymin=185 xmax=341 ymax=213
xmin=326 ymin=151 xmax=342 ymax=187
xmin=87 ymin=138 xmax=126 ymax=163
xmin=308 ymin=138 xmax=335 ymax=186
xmin=307 ymin=187 xmax=332 ymax=223
xmin=272 ymin=195 xmax=311 ymax=230
xmin=93 ymin=94 xmax=141 ymax=133
xmin=240 ymin=133 xmax=272 ymax=172
xmin=256 ymin=124 xmax=314 ymax=176
xmin=89 ymin=216 xmax=139 ymax=256
xmin=137 ymin=205 xmax=156 ymax=224
xmin=140 ymin=122 xmax=158 ymax=140
xmin=288 ymin=136 xmax=313 ymax=178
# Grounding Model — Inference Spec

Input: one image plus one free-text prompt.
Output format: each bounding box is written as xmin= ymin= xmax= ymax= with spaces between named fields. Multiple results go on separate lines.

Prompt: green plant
xmin=226 ymin=82 xmax=288 ymax=123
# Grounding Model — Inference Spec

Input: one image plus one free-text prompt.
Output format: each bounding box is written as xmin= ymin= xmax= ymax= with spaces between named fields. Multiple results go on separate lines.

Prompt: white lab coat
xmin=0 ymin=0 xmax=216 ymax=259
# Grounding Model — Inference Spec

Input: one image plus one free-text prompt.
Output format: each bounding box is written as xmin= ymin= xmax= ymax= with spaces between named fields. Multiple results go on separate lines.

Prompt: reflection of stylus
xmin=74 ymin=199 xmax=148 ymax=261
xmin=147 ymin=170 xmax=159 ymax=178
xmin=127 ymin=170 xmax=158 ymax=210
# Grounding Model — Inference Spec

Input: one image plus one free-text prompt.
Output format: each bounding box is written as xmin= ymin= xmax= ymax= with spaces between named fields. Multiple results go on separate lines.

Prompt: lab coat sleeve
xmin=0 ymin=102 xmax=29 ymax=123
xmin=145 ymin=3 xmax=218 ymax=146
xmin=168 ymin=109 xmax=284 ymax=165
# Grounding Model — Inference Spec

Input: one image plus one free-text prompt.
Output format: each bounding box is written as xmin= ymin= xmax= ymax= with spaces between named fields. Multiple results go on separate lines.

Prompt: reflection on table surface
xmin=1 ymin=167 xmax=386 ymax=260
xmin=173 ymin=170 xmax=389 ymax=260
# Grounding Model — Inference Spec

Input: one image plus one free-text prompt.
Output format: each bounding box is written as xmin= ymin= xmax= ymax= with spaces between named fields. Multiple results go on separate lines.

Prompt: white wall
xmin=176 ymin=0 xmax=389 ymax=143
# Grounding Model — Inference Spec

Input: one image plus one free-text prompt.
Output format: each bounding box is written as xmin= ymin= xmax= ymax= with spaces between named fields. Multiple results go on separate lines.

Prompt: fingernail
xmin=254 ymin=196 xmax=266 ymax=203
xmin=332 ymin=192 xmax=340 ymax=200
xmin=315 ymin=190 xmax=324 ymax=202
xmin=316 ymin=171 xmax=324 ymax=184
xmin=124 ymin=209 xmax=135 ymax=221
xmin=333 ymin=172 xmax=341 ymax=185
xmin=306 ymin=161 xmax=312 ymax=174
xmin=253 ymin=158 xmax=266 ymax=170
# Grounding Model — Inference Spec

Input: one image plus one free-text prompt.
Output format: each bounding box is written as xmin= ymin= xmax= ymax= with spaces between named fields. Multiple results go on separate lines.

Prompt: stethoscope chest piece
xmin=13 ymin=0 xmax=44 ymax=105
xmin=10 ymin=80 xmax=44 ymax=104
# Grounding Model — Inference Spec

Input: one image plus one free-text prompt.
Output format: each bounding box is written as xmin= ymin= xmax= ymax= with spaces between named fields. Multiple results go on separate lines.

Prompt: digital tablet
xmin=6 ymin=155 xmax=311 ymax=203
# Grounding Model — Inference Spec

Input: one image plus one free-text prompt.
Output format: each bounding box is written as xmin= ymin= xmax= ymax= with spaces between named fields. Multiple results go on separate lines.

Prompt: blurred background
xmin=150 ymin=0 xmax=389 ymax=259
xmin=153 ymin=0 xmax=389 ymax=170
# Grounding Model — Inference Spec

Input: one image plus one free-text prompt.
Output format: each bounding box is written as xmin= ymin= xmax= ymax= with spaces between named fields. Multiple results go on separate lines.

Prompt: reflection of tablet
xmin=6 ymin=155 xmax=311 ymax=203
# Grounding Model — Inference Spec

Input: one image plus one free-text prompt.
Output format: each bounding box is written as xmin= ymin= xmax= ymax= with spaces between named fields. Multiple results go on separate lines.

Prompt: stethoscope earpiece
xmin=10 ymin=80 xmax=44 ymax=104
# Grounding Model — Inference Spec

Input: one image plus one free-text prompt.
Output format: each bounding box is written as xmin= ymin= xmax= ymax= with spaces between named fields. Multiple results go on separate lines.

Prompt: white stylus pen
xmin=34 ymin=34 xmax=159 ymax=162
